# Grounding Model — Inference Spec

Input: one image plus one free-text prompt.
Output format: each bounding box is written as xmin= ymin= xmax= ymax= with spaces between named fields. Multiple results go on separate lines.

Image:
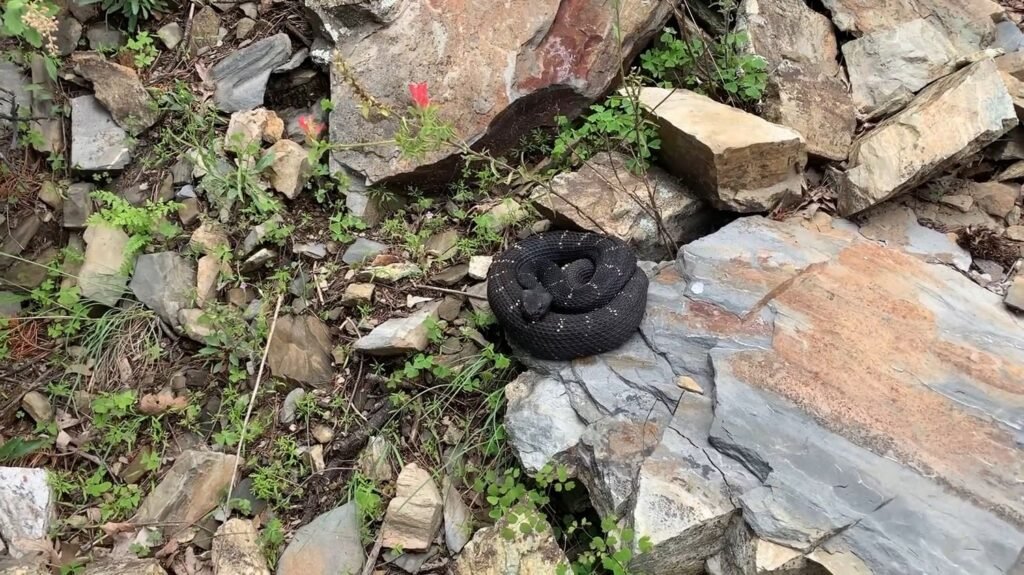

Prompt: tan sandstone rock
xmin=381 ymin=463 xmax=443 ymax=551
xmin=638 ymin=87 xmax=806 ymax=213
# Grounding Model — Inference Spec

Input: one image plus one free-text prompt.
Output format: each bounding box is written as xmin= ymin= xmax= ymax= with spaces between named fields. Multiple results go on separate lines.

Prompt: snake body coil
xmin=486 ymin=231 xmax=648 ymax=360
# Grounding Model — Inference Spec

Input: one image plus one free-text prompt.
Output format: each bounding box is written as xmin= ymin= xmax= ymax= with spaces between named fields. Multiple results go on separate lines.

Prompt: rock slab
xmin=212 ymin=519 xmax=270 ymax=575
xmin=210 ymin=33 xmax=292 ymax=112
xmin=324 ymin=0 xmax=673 ymax=184
xmin=354 ymin=303 xmax=439 ymax=356
xmin=276 ymin=501 xmax=364 ymax=575
xmin=839 ymin=59 xmax=1018 ymax=216
xmin=451 ymin=516 xmax=569 ymax=575
xmin=73 ymin=52 xmax=159 ymax=134
xmin=507 ymin=214 xmax=1024 ymax=575
xmin=79 ymin=223 xmax=132 ymax=307
xmin=267 ymin=315 xmax=334 ymax=386
xmin=638 ymin=87 xmax=806 ymax=212
xmin=0 ymin=468 xmax=53 ymax=558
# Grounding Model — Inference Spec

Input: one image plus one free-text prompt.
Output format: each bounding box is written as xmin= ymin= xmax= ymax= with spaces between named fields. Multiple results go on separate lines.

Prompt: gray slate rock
xmin=85 ymin=23 xmax=123 ymax=50
xmin=71 ymin=95 xmax=132 ymax=170
xmin=157 ymin=23 xmax=183 ymax=49
xmin=342 ymin=237 xmax=388 ymax=265
xmin=276 ymin=501 xmax=365 ymax=575
xmin=130 ymin=252 xmax=197 ymax=330
xmin=210 ymin=33 xmax=292 ymax=112
xmin=267 ymin=315 xmax=334 ymax=386
xmin=63 ymin=183 xmax=94 ymax=229
xmin=0 ymin=62 xmax=30 ymax=135
xmin=55 ymin=16 xmax=82 ymax=56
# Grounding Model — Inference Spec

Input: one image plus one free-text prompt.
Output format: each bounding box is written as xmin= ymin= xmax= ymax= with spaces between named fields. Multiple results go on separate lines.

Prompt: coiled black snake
xmin=486 ymin=231 xmax=649 ymax=360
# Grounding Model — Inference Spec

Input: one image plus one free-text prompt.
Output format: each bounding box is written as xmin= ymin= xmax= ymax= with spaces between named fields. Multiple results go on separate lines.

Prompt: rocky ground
xmin=1 ymin=0 xmax=1024 ymax=574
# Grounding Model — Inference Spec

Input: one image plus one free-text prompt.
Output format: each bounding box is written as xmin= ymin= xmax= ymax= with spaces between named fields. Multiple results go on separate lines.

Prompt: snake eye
xmin=521 ymin=289 xmax=552 ymax=321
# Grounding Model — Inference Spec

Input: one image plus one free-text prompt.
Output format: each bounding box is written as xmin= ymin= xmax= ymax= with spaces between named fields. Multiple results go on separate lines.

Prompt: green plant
xmin=347 ymin=473 xmax=384 ymax=543
xmin=148 ymin=82 xmax=220 ymax=168
xmin=122 ymin=31 xmax=158 ymax=68
xmin=80 ymin=469 xmax=143 ymax=521
xmin=91 ymin=390 xmax=165 ymax=453
xmin=552 ymin=86 xmax=660 ymax=172
xmin=639 ymin=27 xmax=767 ymax=104
xmin=196 ymin=302 xmax=268 ymax=383
xmin=249 ymin=437 xmax=306 ymax=509
xmin=260 ymin=518 xmax=286 ymax=565
xmin=200 ymin=142 xmax=281 ymax=224
xmin=83 ymin=0 xmax=167 ymax=31
xmin=559 ymin=518 xmax=653 ymax=575
xmin=0 ymin=436 xmax=50 ymax=462
xmin=88 ymin=190 xmax=181 ymax=262
xmin=211 ymin=383 xmax=266 ymax=447
xmin=329 ymin=212 xmax=367 ymax=243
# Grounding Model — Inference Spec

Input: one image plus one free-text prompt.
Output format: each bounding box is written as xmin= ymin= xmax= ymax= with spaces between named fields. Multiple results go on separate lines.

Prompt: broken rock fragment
xmin=838 ymin=59 xmax=1018 ymax=216
xmin=637 ymin=87 xmax=805 ymax=213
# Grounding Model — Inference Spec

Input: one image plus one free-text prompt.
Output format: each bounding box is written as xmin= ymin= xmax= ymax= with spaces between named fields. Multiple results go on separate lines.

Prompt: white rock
xmin=79 ymin=223 xmax=132 ymax=307
xmin=264 ymin=140 xmax=311 ymax=199
xmin=353 ymin=302 xmax=440 ymax=356
xmin=0 ymin=468 xmax=53 ymax=557
xmin=468 ymin=256 xmax=492 ymax=280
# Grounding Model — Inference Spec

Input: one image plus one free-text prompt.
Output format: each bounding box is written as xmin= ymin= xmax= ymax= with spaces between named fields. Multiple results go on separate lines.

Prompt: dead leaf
xmin=139 ymin=388 xmax=189 ymax=415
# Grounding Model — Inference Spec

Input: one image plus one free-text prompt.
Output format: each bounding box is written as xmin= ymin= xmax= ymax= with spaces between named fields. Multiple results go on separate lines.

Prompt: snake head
xmin=521 ymin=289 xmax=553 ymax=321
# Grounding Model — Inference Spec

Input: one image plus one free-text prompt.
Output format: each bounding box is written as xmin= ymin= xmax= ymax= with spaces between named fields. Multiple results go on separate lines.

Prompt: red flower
xmin=408 ymin=82 xmax=430 ymax=109
xmin=298 ymin=115 xmax=325 ymax=139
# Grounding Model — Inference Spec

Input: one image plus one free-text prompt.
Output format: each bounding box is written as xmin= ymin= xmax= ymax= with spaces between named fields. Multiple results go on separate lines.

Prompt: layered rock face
xmin=319 ymin=0 xmax=676 ymax=184
xmin=506 ymin=215 xmax=1024 ymax=575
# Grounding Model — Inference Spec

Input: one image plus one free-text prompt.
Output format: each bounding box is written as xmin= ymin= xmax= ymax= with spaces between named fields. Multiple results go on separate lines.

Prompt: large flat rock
xmin=838 ymin=59 xmax=1018 ymax=216
xmin=322 ymin=0 xmax=673 ymax=184
xmin=637 ymin=87 xmax=806 ymax=213
xmin=506 ymin=214 xmax=1024 ymax=575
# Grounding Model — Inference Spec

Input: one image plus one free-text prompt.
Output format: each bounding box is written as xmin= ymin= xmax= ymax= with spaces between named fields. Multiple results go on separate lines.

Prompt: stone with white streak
xmin=0 ymin=468 xmax=53 ymax=558
xmin=71 ymin=95 xmax=132 ymax=170
xmin=354 ymin=302 xmax=439 ymax=356
xmin=637 ymin=88 xmax=805 ymax=213
xmin=838 ymin=59 xmax=1018 ymax=216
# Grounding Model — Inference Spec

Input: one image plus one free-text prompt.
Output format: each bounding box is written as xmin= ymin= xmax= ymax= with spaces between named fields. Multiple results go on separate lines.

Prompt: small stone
xmin=85 ymin=23 xmax=123 ymax=50
xmin=484 ymin=199 xmax=528 ymax=232
xmin=210 ymin=33 xmax=292 ymax=112
xmin=20 ymin=391 xmax=52 ymax=423
xmin=55 ymin=16 xmax=82 ymax=56
xmin=1007 ymin=226 xmax=1024 ymax=242
xmin=354 ymin=302 xmax=439 ymax=356
xmin=312 ymin=424 xmax=334 ymax=444
xmin=276 ymin=502 xmax=365 ymax=575
xmin=424 ymin=229 xmax=458 ymax=260
xmin=342 ymin=283 xmax=375 ymax=306
xmin=225 ymin=108 xmax=284 ymax=152
xmin=237 ymin=215 xmax=283 ymax=257
xmin=189 ymin=6 xmax=221 ymax=56
xmin=466 ymin=282 xmax=490 ymax=315
xmin=407 ymin=295 xmax=434 ymax=308
xmin=196 ymin=255 xmax=225 ymax=308
xmin=71 ymin=95 xmax=131 ymax=171
xmin=0 ymin=467 xmax=54 ymax=558
xmin=79 ymin=223 xmax=132 ymax=307
xmin=638 ymin=87 xmax=806 ymax=213
xmin=0 ymin=292 xmax=24 ymax=318
xmin=239 ymin=2 xmax=258 ymax=18
xmin=191 ymin=221 xmax=231 ymax=255
xmin=345 ymin=190 xmax=383 ymax=226
xmin=130 ymin=252 xmax=196 ymax=330
xmin=294 ymin=242 xmax=327 ymax=259
xmin=2 ymin=248 xmax=56 ymax=290
xmin=37 ymin=182 xmax=62 ymax=210
xmin=443 ymin=478 xmax=472 ymax=554
xmin=280 ymin=388 xmax=305 ymax=424
xmin=969 ymin=181 xmax=1020 ymax=219
xmin=677 ymin=376 xmax=704 ymax=394
xmin=212 ymin=518 xmax=269 ymax=575
xmin=342 ymin=238 xmax=388 ymax=265
xmin=381 ymin=463 xmax=443 ymax=551
xmin=178 ymin=197 xmax=201 ymax=225
xmin=1006 ymin=277 xmax=1024 ymax=311
xmin=178 ymin=309 xmax=215 ymax=342
xmin=437 ymin=296 xmax=462 ymax=321
xmin=134 ymin=450 xmax=240 ymax=537
xmin=226 ymin=287 xmax=255 ymax=308
xmin=432 ymin=264 xmax=468 ymax=286
xmin=63 ymin=183 xmax=94 ymax=229
xmin=383 ymin=548 xmax=437 ymax=574
xmin=357 ymin=436 xmax=393 ymax=482
xmin=265 ymin=139 xmax=311 ymax=199
xmin=468 ymin=256 xmax=491 ymax=280
xmin=73 ymin=53 xmax=159 ymax=134
xmin=354 ymin=262 xmax=422 ymax=283
xmin=0 ymin=214 xmax=40 ymax=259
xmin=235 ymin=17 xmax=256 ymax=40
xmin=939 ymin=194 xmax=974 ymax=213
xmin=267 ymin=315 xmax=334 ymax=386
xmin=305 ymin=444 xmax=326 ymax=473
xmin=157 ymin=22 xmax=183 ymax=49
xmin=241 ymin=248 xmax=277 ymax=272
